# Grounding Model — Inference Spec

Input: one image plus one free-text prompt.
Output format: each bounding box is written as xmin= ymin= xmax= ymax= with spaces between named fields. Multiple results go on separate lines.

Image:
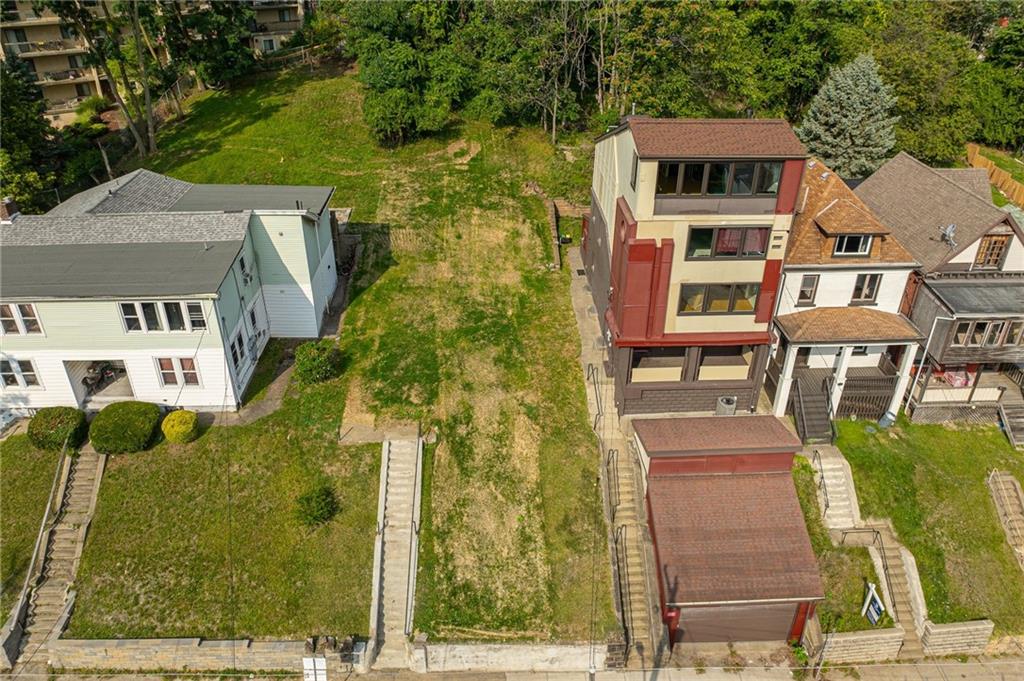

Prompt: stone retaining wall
xmin=47 ymin=638 xmax=348 ymax=673
xmin=412 ymin=642 xmax=605 ymax=672
xmin=821 ymin=627 xmax=905 ymax=664
xmin=921 ymin=620 xmax=994 ymax=657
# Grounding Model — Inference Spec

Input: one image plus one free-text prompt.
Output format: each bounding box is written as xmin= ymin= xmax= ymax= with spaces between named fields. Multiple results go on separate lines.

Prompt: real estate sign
xmin=861 ymin=582 xmax=885 ymax=626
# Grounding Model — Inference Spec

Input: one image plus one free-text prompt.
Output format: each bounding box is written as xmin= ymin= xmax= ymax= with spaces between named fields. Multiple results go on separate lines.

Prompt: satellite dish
xmin=939 ymin=224 xmax=957 ymax=249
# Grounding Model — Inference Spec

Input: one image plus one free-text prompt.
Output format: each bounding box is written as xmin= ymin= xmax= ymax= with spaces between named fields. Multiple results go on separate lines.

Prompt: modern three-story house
xmin=0 ymin=169 xmax=342 ymax=413
xmin=583 ymin=117 xmax=807 ymax=416
xmin=856 ymin=152 xmax=1024 ymax=444
xmin=767 ymin=159 xmax=922 ymax=442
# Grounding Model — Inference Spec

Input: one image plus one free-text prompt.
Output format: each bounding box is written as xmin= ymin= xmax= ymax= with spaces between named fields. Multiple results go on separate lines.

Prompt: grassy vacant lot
xmin=0 ymin=435 xmax=59 ymax=615
xmin=837 ymin=418 xmax=1024 ymax=633
xmin=792 ymin=460 xmax=885 ymax=633
xmin=81 ymin=65 xmax=613 ymax=641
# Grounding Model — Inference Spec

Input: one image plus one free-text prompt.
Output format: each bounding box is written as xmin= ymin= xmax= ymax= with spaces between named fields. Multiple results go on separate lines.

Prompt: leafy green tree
xmin=988 ymin=19 xmax=1024 ymax=71
xmin=796 ymin=54 xmax=897 ymax=177
xmin=363 ymin=88 xmax=419 ymax=146
xmin=962 ymin=61 xmax=1024 ymax=150
xmin=937 ymin=0 xmax=1023 ymax=50
xmin=159 ymin=0 xmax=255 ymax=88
xmin=0 ymin=60 xmax=56 ymax=211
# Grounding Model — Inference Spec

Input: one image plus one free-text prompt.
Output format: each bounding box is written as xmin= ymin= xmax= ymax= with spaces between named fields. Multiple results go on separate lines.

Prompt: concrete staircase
xmin=372 ymin=437 xmax=422 ymax=670
xmin=988 ymin=470 xmax=1024 ymax=572
xmin=999 ymin=404 xmax=1024 ymax=448
xmin=809 ymin=446 xmax=860 ymax=530
xmin=15 ymin=446 xmax=104 ymax=673
xmin=874 ymin=527 xmax=924 ymax=660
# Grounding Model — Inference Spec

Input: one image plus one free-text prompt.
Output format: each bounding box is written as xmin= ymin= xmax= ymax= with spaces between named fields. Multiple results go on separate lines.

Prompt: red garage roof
xmin=648 ymin=472 xmax=823 ymax=605
xmin=633 ymin=415 xmax=801 ymax=457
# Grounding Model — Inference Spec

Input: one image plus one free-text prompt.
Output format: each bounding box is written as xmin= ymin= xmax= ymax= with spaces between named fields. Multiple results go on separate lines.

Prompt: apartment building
xmin=249 ymin=0 xmax=306 ymax=54
xmin=0 ymin=169 xmax=341 ymax=413
xmin=856 ymin=152 xmax=1024 ymax=442
xmin=767 ymin=159 xmax=922 ymax=442
xmin=583 ymin=117 xmax=807 ymax=415
xmin=0 ymin=0 xmax=112 ymax=127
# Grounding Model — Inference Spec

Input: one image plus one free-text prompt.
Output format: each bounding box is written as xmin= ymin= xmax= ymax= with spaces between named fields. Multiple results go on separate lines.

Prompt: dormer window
xmin=834 ymin=234 xmax=871 ymax=256
xmin=655 ymin=160 xmax=783 ymax=197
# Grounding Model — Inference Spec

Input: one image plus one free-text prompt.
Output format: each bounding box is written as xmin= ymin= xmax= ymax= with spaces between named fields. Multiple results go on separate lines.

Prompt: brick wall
xmin=921 ymin=620 xmax=994 ymax=657
xmin=46 ymin=638 xmax=349 ymax=673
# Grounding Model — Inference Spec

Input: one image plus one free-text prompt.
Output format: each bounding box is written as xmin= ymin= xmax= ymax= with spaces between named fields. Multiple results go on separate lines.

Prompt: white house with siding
xmin=0 ymin=169 xmax=342 ymax=413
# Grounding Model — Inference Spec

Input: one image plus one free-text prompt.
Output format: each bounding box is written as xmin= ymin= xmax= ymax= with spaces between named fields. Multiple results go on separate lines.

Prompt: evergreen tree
xmin=0 ymin=60 xmax=57 ymax=211
xmin=796 ymin=53 xmax=898 ymax=178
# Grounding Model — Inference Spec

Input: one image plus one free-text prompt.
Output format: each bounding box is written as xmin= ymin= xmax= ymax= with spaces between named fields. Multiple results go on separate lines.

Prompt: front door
xmin=796 ymin=347 xmax=810 ymax=368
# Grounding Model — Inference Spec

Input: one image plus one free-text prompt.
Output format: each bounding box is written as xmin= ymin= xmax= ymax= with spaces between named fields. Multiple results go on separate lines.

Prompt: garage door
xmin=678 ymin=603 xmax=798 ymax=642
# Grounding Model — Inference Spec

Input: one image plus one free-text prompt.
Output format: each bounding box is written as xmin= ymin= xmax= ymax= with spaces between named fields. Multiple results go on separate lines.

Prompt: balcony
xmin=4 ymin=39 xmax=85 ymax=57
xmin=1 ymin=10 xmax=60 ymax=25
xmin=653 ymin=195 xmax=778 ymax=216
xmin=252 ymin=20 xmax=301 ymax=34
xmin=45 ymin=95 xmax=91 ymax=113
xmin=36 ymin=68 xmax=92 ymax=85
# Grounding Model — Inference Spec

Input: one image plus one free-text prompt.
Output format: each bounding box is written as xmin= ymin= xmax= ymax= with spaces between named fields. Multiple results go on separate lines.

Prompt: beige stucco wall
xmin=634 ymin=214 xmax=791 ymax=335
xmin=591 ymin=129 xmax=638 ymax=243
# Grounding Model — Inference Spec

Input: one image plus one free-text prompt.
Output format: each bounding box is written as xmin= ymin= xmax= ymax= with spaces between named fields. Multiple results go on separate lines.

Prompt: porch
xmin=64 ymin=360 xmax=135 ymax=410
xmin=909 ymin=364 xmax=1024 ymax=408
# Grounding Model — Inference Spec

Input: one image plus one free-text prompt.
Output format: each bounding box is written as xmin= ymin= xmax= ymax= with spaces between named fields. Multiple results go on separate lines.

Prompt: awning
xmin=927 ymin=280 xmax=1024 ymax=317
xmin=648 ymin=472 xmax=824 ymax=606
xmin=775 ymin=306 xmax=923 ymax=344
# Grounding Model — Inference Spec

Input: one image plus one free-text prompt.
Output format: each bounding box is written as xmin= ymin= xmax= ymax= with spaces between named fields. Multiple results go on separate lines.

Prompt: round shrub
xmin=89 ymin=401 xmax=161 ymax=454
xmin=295 ymin=483 xmax=339 ymax=527
xmin=28 ymin=407 xmax=87 ymax=450
xmin=161 ymin=409 xmax=199 ymax=444
xmin=294 ymin=339 xmax=345 ymax=384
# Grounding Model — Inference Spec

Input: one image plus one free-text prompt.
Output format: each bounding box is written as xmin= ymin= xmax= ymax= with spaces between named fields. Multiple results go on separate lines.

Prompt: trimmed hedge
xmin=89 ymin=401 xmax=161 ymax=454
xmin=161 ymin=409 xmax=200 ymax=444
xmin=27 ymin=407 xmax=88 ymax=451
xmin=294 ymin=339 xmax=345 ymax=384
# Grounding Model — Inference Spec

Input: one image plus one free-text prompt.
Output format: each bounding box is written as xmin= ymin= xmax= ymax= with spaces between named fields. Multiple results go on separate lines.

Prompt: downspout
xmin=213 ymin=297 xmax=241 ymax=410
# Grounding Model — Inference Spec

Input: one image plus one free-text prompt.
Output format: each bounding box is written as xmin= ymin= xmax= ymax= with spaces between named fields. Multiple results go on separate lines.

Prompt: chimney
xmin=0 ymin=197 xmax=20 ymax=223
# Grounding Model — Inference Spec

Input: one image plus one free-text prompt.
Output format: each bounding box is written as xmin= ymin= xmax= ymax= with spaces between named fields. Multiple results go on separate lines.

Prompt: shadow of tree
xmin=344 ymin=222 xmax=396 ymax=306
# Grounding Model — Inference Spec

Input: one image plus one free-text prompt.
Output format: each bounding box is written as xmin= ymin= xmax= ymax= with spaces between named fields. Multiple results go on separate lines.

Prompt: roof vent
xmin=820 ymin=172 xmax=830 ymax=180
xmin=939 ymin=223 xmax=957 ymax=250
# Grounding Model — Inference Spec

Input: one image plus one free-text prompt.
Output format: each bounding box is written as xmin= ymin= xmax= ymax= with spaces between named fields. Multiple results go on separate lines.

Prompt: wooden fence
xmin=966 ymin=143 xmax=1024 ymax=205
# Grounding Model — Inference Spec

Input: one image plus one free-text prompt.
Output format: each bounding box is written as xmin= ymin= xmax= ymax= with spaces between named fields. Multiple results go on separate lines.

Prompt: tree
xmin=159 ymin=0 xmax=255 ymax=88
xmin=796 ymin=54 xmax=897 ymax=177
xmin=988 ymin=19 xmax=1024 ymax=71
xmin=0 ymin=59 xmax=56 ymax=211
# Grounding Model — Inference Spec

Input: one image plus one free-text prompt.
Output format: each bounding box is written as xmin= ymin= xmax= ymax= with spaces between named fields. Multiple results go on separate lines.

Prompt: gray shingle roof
xmin=1 ymin=241 xmax=242 ymax=299
xmin=46 ymin=169 xmax=194 ymax=216
xmin=927 ymin=281 xmax=1024 ymax=316
xmin=170 ymin=184 xmax=334 ymax=214
xmin=3 ymin=212 xmax=250 ymax=246
xmin=855 ymin=152 xmax=1017 ymax=273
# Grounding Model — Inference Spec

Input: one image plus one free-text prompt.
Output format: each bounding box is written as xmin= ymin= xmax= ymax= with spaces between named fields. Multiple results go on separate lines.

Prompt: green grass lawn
xmin=79 ymin=65 xmax=614 ymax=641
xmin=792 ymin=460 xmax=886 ymax=633
xmin=979 ymin=146 xmax=1024 ymax=184
xmin=837 ymin=418 xmax=1024 ymax=633
xmin=0 ymin=435 xmax=60 ymax=616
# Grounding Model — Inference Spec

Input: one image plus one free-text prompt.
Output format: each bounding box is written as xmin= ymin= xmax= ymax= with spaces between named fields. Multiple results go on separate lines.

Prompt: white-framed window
xmin=230 ymin=332 xmax=247 ymax=371
xmin=0 ymin=303 xmax=43 ymax=335
xmin=0 ymin=358 xmax=41 ymax=389
xmin=834 ymin=234 xmax=872 ymax=256
xmin=262 ymin=38 xmax=276 ymax=52
xmin=156 ymin=357 xmax=201 ymax=387
xmin=120 ymin=301 xmax=207 ymax=333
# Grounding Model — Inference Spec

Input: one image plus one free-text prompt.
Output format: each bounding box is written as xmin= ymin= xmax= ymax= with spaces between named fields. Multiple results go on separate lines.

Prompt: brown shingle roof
xmin=633 ymin=415 xmax=801 ymax=457
xmin=786 ymin=159 xmax=917 ymax=266
xmin=775 ymin=307 xmax=923 ymax=344
xmin=648 ymin=472 xmax=824 ymax=605
xmin=612 ymin=117 xmax=807 ymax=159
xmin=855 ymin=152 xmax=1018 ymax=273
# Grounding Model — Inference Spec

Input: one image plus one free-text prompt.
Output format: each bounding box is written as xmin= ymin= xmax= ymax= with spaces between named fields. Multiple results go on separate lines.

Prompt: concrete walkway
xmin=373 ymin=437 xmax=424 ymax=670
xmin=13 ymin=445 xmax=105 ymax=677
xmin=567 ymin=247 xmax=662 ymax=667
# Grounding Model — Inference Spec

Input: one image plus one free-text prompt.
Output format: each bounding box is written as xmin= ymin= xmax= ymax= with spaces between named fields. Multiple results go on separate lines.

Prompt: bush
xmin=73 ymin=95 xmax=111 ymax=123
xmin=27 ymin=407 xmax=87 ymax=451
xmin=161 ymin=409 xmax=199 ymax=444
xmin=294 ymin=339 xmax=345 ymax=384
xmin=89 ymin=401 xmax=161 ymax=454
xmin=295 ymin=483 xmax=339 ymax=526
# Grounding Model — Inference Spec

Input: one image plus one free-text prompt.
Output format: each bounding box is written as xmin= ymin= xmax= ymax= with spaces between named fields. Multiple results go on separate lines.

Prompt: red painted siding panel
xmin=776 ymin=159 xmax=805 ymax=214
xmin=648 ymin=240 xmax=674 ymax=339
xmin=755 ymin=259 xmax=783 ymax=323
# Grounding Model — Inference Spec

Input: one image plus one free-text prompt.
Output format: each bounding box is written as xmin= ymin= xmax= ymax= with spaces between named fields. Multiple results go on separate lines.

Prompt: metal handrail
xmin=822 ymin=377 xmax=838 ymax=444
xmin=613 ymin=525 xmax=634 ymax=649
xmin=404 ymin=437 xmax=423 ymax=636
xmin=793 ymin=379 xmax=810 ymax=443
xmin=839 ymin=528 xmax=898 ymax=620
xmin=811 ymin=448 xmax=830 ymax=515
xmin=605 ymin=448 xmax=620 ymax=524
xmin=587 ymin=362 xmax=603 ymax=431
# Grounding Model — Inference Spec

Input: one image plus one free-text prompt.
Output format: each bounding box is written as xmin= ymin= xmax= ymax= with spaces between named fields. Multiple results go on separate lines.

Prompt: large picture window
xmin=951 ymin=319 xmax=1023 ymax=347
xmin=120 ymin=300 xmax=206 ymax=333
xmin=686 ymin=226 xmax=771 ymax=260
xmin=655 ymin=160 xmax=784 ymax=197
xmin=678 ymin=283 xmax=760 ymax=315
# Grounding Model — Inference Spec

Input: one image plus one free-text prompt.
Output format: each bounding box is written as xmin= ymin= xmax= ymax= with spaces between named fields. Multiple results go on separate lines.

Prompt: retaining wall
xmin=46 ymin=638 xmax=349 ymax=673
xmin=921 ymin=620 xmax=994 ymax=657
xmin=412 ymin=642 xmax=605 ymax=672
xmin=821 ymin=627 xmax=905 ymax=664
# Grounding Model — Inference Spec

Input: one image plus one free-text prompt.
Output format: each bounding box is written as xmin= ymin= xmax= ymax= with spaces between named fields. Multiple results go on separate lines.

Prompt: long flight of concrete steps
xmin=373 ymin=437 xmax=421 ymax=670
xmin=874 ymin=527 xmax=925 ymax=660
xmin=813 ymin=447 xmax=860 ymax=530
xmin=15 ymin=446 xmax=103 ymax=674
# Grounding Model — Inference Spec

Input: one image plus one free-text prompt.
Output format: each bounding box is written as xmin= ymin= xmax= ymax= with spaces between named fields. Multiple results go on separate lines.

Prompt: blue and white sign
xmin=861 ymin=582 xmax=886 ymax=626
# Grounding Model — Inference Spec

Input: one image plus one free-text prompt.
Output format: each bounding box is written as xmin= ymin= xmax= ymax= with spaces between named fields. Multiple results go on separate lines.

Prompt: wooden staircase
xmin=792 ymin=378 xmax=834 ymax=445
xmin=988 ymin=470 xmax=1024 ymax=572
xmin=999 ymin=404 xmax=1024 ymax=449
